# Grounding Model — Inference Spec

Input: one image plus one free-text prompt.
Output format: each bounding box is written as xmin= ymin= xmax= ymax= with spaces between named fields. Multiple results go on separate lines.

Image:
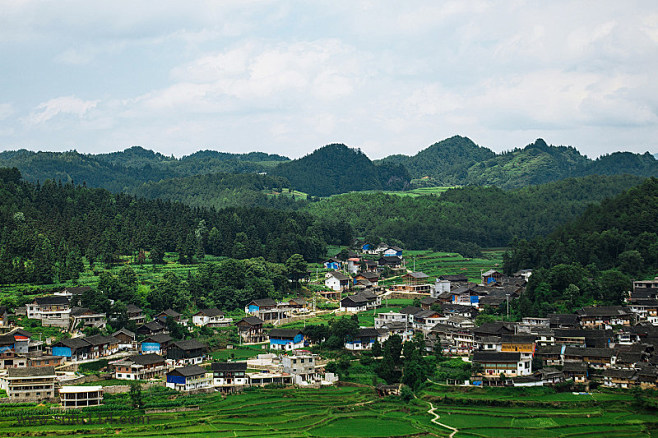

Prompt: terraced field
xmin=379 ymin=249 xmax=505 ymax=285
xmin=0 ymin=386 xmax=440 ymax=437
xmin=1 ymin=385 xmax=656 ymax=437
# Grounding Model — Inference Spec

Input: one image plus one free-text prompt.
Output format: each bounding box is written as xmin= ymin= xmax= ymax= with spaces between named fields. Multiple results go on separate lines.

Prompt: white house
xmin=166 ymin=365 xmax=212 ymax=391
xmin=472 ymin=351 xmax=532 ymax=377
xmin=345 ymin=328 xmax=388 ymax=351
xmin=26 ymin=296 xmax=71 ymax=328
xmin=211 ymin=362 xmax=248 ymax=389
xmin=192 ymin=308 xmax=233 ymax=327
xmin=325 ymin=272 xmax=350 ymax=291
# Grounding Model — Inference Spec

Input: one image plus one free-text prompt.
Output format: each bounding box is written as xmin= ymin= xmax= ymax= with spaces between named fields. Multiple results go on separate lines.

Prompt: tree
xmin=195 ymin=219 xmax=208 ymax=260
xmin=303 ymin=324 xmax=329 ymax=345
xmin=618 ymin=250 xmax=644 ymax=276
xmin=336 ymin=249 xmax=349 ymax=261
xmin=383 ymin=335 xmax=403 ymax=366
xmin=372 ymin=340 xmax=382 ymax=357
xmin=110 ymin=300 xmax=129 ymax=331
xmin=598 ymin=269 xmax=631 ymax=304
xmin=376 ymin=354 xmax=401 ymax=384
xmin=433 ymin=338 xmax=443 ymax=357
xmin=129 ymin=381 xmax=143 ymax=409
xmin=285 ymin=254 xmax=307 ymax=288
xmin=402 ymin=359 xmax=426 ymax=391
xmin=81 ymin=288 xmax=111 ymax=314
xmin=65 ymin=248 xmax=84 ymax=281
xmin=150 ymin=244 xmax=165 ymax=265
xmin=329 ymin=317 xmax=359 ymax=346
xmin=166 ymin=317 xmax=188 ymax=340
xmin=148 ymin=272 xmax=190 ymax=313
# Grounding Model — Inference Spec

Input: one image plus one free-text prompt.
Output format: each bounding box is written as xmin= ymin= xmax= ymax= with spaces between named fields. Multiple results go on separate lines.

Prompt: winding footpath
xmin=427 ymin=402 xmax=458 ymax=438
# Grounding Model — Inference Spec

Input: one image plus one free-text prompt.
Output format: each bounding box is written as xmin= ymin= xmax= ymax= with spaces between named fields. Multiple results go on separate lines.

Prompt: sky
xmin=0 ymin=1 xmax=657 ymax=160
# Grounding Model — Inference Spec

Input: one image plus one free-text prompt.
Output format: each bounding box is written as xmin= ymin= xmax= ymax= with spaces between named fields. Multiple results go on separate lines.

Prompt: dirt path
xmin=427 ymin=402 xmax=458 ymax=438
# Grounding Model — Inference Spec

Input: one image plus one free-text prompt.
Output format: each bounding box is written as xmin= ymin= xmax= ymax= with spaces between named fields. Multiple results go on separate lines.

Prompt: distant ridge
xmin=0 ymin=147 xmax=289 ymax=192
xmin=379 ymin=137 xmax=658 ymax=188
xmin=0 ymin=137 xmax=656 ymax=195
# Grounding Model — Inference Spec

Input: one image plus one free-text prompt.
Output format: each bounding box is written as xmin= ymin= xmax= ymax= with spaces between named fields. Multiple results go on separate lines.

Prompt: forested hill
xmin=503 ymin=177 xmax=658 ymax=316
xmin=304 ymin=174 xmax=647 ymax=256
xmin=127 ymin=172 xmax=307 ymax=210
xmin=0 ymin=147 xmax=289 ymax=192
xmin=0 ymin=168 xmax=350 ymax=285
xmin=504 ymin=176 xmax=658 ymax=275
xmin=376 ymin=136 xmax=495 ymax=186
xmin=1 ymin=139 xmax=656 ymax=197
xmin=378 ymin=137 xmax=658 ymax=188
xmin=269 ymin=144 xmax=410 ymax=196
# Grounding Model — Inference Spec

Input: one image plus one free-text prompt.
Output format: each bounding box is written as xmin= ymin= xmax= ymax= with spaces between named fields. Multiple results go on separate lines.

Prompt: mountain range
xmin=0 ymin=137 xmax=656 ymax=197
xmin=378 ymin=136 xmax=658 ymax=189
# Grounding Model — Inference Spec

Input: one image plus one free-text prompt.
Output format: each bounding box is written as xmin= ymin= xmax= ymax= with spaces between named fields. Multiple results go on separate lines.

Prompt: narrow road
xmin=427 ymin=402 xmax=458 ymax=438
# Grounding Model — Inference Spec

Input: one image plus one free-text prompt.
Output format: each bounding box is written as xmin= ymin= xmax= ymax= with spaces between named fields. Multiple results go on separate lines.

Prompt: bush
xmin=400 ymin=386 xmax=414 ymax=402
xmin=79 ymin=359 xmax=108 ymax=374
xmin=359 ymin=355 xmax=373 ymax=366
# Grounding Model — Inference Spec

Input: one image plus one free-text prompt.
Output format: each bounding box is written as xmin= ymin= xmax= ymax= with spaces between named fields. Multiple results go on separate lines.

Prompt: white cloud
xmin=26 ymin=96 xmax=99 ymax=125
xmin=0 ymin=103 xmax=14 ymax=120
xmin=138 ymin=39 xmax=365 ymax=114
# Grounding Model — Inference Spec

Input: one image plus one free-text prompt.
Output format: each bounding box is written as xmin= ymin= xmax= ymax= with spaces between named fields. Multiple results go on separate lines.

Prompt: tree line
xmin=305 ymin=174 xmax=646 ymax=257
xmin=504 ymin=177 xmax=658 ymax=316
xmin=0 ymin=168 xmax=350 ymax=285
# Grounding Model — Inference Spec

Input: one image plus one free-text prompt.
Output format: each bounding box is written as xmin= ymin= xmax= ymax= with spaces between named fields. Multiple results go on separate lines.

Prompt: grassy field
xmin=209 ymin=344 xmax=269 ymax=361
xmin=384 ymin=248 xmax=505 ymax=284
xmin=382 ymin=186 xmax=454 ymax=197
xmin=1 ymin=384 xmax=656 ymax=437
xmin=264 ymin=187 xmax=309 ymax=200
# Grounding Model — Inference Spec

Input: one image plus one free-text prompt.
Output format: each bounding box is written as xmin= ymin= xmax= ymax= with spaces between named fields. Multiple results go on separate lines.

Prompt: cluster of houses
xmin=330 ymin=265 xmax=658 ymax=389
xmin=17 ymin=287 xmax=236 ymax=333
xmin=0 ymin=284 xmax=334 ymax=404
xmin=424 ymin=277 xmax=658 ymax=388
xmin=0 ymin=347 xmax=335 ymax=406
xmin=3 ymin=258 xmax=658 ymax=403
xmin=322 ymin=242 xmax=405 ymax=294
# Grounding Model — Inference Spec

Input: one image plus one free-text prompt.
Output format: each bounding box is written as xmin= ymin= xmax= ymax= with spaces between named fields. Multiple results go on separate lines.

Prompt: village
xmin=1 ymin=241 xmax=657 ymax=408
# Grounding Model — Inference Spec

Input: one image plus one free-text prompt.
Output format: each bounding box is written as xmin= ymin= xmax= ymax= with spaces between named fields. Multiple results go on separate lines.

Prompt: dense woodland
xmin=305 ymin=175 xmax=647 ymax=256
xmin=2 ymin=137 xmax=656 ymax=198
xmin=376 ymin=135 xmax=496 ymax=186
xmin=0 ymin=168 xmax=350 ymax=285
xmin=269 ymin=144 xmax=411 ymax=196
xmin=127 ymin=172 xmax=308 ymax=210
xmin=0 ymin=147 xmax=288 ymax=193
xmin=504 ymin=177 xmax=658 ymax=316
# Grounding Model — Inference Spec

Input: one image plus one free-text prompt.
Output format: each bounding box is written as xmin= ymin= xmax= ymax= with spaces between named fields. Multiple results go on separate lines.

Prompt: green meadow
xmin=382 ymin=186 xmax=454 ymax=197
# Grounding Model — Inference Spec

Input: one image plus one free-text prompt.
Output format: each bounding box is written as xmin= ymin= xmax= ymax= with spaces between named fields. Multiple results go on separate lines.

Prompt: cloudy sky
xmin=1 ymin=1 xmax=657 ymax=159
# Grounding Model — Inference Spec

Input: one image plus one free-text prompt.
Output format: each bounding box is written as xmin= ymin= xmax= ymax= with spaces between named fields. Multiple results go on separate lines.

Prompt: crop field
xmin=264 ymin=187 xmax=309 ymax=199
xmin=389 ymin=249 xmax=505 ymax=283
xmin=0 ymin=386 xmax=441 ymax=437
xmin=382 ymin=186 xmax=455 ymax=197
xmin=1 ymin=384 xmax=656 ymax=437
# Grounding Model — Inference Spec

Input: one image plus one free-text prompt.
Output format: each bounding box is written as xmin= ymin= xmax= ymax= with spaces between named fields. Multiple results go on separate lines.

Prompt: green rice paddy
xmin=1 ymin=385 xmax=655 ymax=437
